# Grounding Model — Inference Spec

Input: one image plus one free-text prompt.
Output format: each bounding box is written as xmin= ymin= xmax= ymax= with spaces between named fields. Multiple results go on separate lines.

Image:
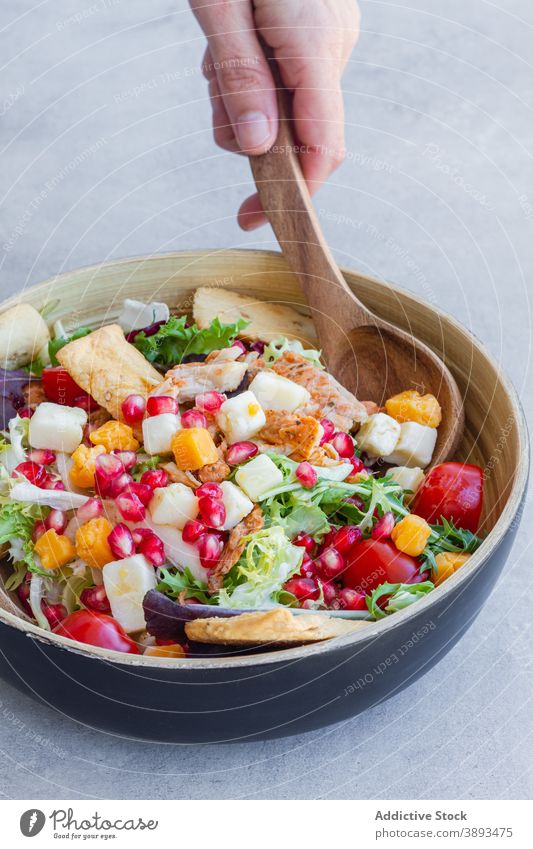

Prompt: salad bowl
xmin=0 ymin=249 xmax=527 ymax=743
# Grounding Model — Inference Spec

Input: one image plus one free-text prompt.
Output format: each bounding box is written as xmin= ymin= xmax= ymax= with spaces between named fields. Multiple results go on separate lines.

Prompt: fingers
xmin=191 ymin=0 xmax=278 ymax=154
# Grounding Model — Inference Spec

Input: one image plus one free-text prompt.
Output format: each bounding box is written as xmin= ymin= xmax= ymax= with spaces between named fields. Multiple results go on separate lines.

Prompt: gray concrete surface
xmin=0 ymin=0 xmax=532 ymax=800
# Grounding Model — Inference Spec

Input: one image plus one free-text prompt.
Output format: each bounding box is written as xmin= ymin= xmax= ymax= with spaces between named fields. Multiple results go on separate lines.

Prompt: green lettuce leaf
xmin=0 ymin=499 xmax=49 ymax=574
xmin=158 ymin=567 xmax=215 ymax=605
xmin=217 ymin=525 xmax=303 ymax=609
xmin=367 ymin=581 xmax=435 ymax=619
xmin=133 ymin=316 xmax=249 ymax=367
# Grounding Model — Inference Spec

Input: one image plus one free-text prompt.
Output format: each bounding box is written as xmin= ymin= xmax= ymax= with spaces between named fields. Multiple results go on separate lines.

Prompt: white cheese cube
xmin=387 ymin=466 xmax=425 ymax=495
xmin=103 ymin=554 xmax=157 ymax=633
xmin=118 ymin=298 xmax=170 ymax=333
xmin=219 ymin=481 xmax=253 ymax=530
xmin=248 ymin=371 xmax=310 ymax=412
xmin=142 ymin=413 xmax=181 ymax=455
xmin=356 ymin=412 xmax=401 ymax=458
xmin=235 ymin=454 xmax=283 ymax=501
xmin=29 ymin=402 xmax=87 ymax=453
xmin=384 ymin=422 xmax=437 ymax=468
xmin=216 ymin=390 xmax=266 ymax=443
xmin=148 ymin=483 xmax=198 ymax=528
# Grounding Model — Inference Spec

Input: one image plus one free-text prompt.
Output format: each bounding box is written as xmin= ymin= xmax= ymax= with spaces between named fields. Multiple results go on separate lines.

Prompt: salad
xmin=0 ymin=288 xmax=484 ymax=657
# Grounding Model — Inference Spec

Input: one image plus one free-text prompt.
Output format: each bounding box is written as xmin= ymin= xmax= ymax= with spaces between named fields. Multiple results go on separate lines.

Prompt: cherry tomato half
xmin=412 ymin=462 xmax=483 ymax=533
xmin=342 ymin=539 xmax=425 ymax=594
xmin=53 ymin=610 xmax=140 ymax=654
xmin=41 ymin=367 xmax=93 ymax=408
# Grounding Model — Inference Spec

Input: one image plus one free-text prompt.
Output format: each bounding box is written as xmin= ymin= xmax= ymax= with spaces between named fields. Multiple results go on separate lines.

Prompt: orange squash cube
xmin=90 ymin=420 xmax=139 ymax=452
xmin=433 ymin=552 xmax=471 ymax=587
xmin=171 ymin=427 xmax=219 ymax=470
xmin=385 ymin=390 xmax=442 ymax=428
xmin=69 ymin=444 xmax=106 ymax=489
xmin=75 ymin=517 xmax=114 ymax=568
xmin=34 ymin=529 xmax=76 ymax=571
xmin=391 ymin=514 xmax=432 ymax=557
xmin=144 ymin=643 xmax=187 ymax=658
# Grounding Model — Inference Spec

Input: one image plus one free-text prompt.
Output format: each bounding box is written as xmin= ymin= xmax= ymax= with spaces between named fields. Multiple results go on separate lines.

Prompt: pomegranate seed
xmin=146 ymin=395 xmax=177 ymax=416
xmin=140 ymin=469 xmax=168 ymax=490
xmin=249 ymin=340 xmax=265 ymax=355
xmin=198 ymin=496 xmax=226 ymax=528
xmin=80 ymin=585 xmax=111 ymax=613
xmin=138 ymin=533 xmax=165 ymax=566
xmin=32 ymin=520 xmax=47 ymax=542
xmin=18 ymin=407 xmax=33 ymax=419
xmin=293 ymin=532 xmax=316 ymax=554
xmin=349 ymin=456 xmax=365 ymax=476
xmin=45 ymin=509 xmax=67 ymax=534
xmin=46 ymin=477 xmax=65 ymax=490
xmin=108 ymin=523 xmax=135 ymax=559
xmin=334 ymin=525 xmax=362 ymax=554
xmin=321 ymin=528 xmax=338 ymax=549
xmin=318 ymin=579 xmax=339 ymax=607
xmin=42 ymin=602 xmax=67 ymax=629
xmin=318 ymin=547 xmax=345 ymax=579
xmin=121 ymin=394 xmax=146 ymax=424
xmin=73 ymin=395 xmax=98 ymax=413
xmin=17 ymin=578 xmax=32 ymax=614
xmin=339 ymin=587 xmax=367 ymax=611
xmin=95 ymin=453 xmax=124 ymax=495
xmin=319 ymin=418 xmax=335 ymax=444
xmin=13 ymin=461 xmax=47 ymax=487
xmin=226 ymin=441 xmax=258 ymax=465
xmin=195 ymin=391 xmax=225 ymax=412
xmin=232 ymin=340 xmax=247 ymax=355
xmin=182 ymin=519 xmax=206 ymax=543
xmin=197 ymin=533 xmax=223 ymax=570
xmin=77 ymin=497 xmax=103 ymax=523
xmin=283 ymin=577 xmax=320 ymax=601
xmin=131 ymin=527 xmax=152 ymax=546
xmin=115 ymin=491 xmax=146 ymax=522
xmin=372 ymin=511 xmax=395 ymax=540
xmin=181 ymin=408 xmax=208 ymax=429
xmin=112 ymin=450 xmax=137 ymax=471
xmin=128 ymin=481 xmax=153 ymax=506
xmin=196 ymin=482 xmax=223 ymax=499
xmin=299 ymin=554 xmax=318 ymax=579
xmin=296 ymin=461 xmax=317 ymax=488
xmin=107 ymin=472 xmax=134 ymax=498
xmin=28 ymin=449 xmax=55 ymax=465
xmin=344 ymin=495 xmax=365 ymax=511
xmin=331 ymin=432 xmax=355 ymax=458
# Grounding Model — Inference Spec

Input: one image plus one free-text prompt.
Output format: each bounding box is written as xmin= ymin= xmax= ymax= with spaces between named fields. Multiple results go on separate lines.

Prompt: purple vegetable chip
xmin=0 ymin=369 xmax=31 ymax=429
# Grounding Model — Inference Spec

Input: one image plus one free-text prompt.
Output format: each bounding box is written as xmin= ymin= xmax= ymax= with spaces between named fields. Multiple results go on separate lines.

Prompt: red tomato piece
xmin=53 ymin=610 xmax=140 ymax=654
xmin=412 ymin=462 xmax=483 ymax=533
xmin=41 ymin=367 xmax=92 ymax=408
xmin=342 ymin=539 xmax=425 ymax=594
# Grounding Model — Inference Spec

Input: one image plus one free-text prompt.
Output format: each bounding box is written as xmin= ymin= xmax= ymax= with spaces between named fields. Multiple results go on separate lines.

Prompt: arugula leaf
xmin=133 ymin=316 xmax=249 ymax=367
xmin=0 ymin=499 xmax=49 ymax=574
xmin=367 ymin=581 xmax=435 ymax=619
xmin=157 ymin=567 xmax=216 ymax=605
xmin=422 ymin=517 xmax=484 ymax=573
xmin=132 ymin=455 xmax=163 ymax=480
xmin=22 ymin=358 xmax=45 ymax=377
xmin=49 ymin=326 xmax=92 ymax=366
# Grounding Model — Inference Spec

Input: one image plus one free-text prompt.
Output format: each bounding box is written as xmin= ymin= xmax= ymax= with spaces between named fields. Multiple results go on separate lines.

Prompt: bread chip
xmin=184 ymin=607 xmax=368 ymax=646
xmin=193 ymin=287 xmax=318 ymax=346
xmin=56 ymin=324 xmax=161 ymax=420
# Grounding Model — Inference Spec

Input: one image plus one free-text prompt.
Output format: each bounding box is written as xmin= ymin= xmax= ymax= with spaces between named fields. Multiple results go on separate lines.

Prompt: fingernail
xmin=235 ymin=111 xmax=271 ymax=152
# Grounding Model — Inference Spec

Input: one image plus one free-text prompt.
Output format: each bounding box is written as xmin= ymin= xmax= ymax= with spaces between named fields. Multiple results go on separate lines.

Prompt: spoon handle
xmin=249 ymin=54 xmax=372 ymax=337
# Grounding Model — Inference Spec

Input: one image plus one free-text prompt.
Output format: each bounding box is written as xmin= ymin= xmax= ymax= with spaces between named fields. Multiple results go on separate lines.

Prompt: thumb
xmin=193 ymin=1 xmax=278 ymax=153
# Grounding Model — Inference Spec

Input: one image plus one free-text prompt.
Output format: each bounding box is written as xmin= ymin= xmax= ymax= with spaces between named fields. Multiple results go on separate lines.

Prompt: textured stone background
xmin=0 ymin=0 xmax=531 ymax=799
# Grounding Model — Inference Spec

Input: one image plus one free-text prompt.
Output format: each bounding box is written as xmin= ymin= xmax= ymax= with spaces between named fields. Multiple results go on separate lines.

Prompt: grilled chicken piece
xmin=197 ymin=442 xmax=231 ymax=484
xmin=154 ymin=360 xmax=247 ymax=402
xmin=161 ymin=462 xmax=200 ymax=489
xmin=208 ymin=504 xmax=263 ymax=592
xmin=256 ymin=410 xmax=323 ymax=461
xmin=269 ymin=351 xmax=367 ymax=432
xmin=22 ymin=381 xmax=46 ymax=408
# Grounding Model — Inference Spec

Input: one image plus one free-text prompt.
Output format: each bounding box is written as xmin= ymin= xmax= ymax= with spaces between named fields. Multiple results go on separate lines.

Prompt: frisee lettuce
xmin=367 ymin=581 xmax=435 ymax=619
xmin=217 ymin=526 xmax=303 ymax=610
xmin=133 ymin=316 xmax=249 ymax=367
xmin=0 ymin=499 xmax=49 ymax=574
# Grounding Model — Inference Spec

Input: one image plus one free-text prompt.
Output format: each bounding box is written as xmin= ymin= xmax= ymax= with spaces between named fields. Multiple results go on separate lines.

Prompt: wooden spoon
xmin=248 ymin=63 xmax=463 ymax=465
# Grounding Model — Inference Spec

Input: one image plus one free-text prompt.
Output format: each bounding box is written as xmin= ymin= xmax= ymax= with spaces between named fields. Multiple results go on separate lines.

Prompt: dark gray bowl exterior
xmin=0 ymin=506 xmax=524 ymax=743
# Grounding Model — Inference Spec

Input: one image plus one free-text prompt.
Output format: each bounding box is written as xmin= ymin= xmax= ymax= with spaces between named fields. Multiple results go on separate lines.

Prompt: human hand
xmin=190 ymin=0 xmax=360 ymax=229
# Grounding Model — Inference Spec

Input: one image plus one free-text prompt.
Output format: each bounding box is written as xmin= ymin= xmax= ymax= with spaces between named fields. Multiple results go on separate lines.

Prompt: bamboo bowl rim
xmin=0 ymin=249 xmax=528 ymax=670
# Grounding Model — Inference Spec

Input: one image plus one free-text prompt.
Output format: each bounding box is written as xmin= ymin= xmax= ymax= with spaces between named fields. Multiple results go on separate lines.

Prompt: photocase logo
xmin=20 ymin=809 xmax=46 ymax=837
